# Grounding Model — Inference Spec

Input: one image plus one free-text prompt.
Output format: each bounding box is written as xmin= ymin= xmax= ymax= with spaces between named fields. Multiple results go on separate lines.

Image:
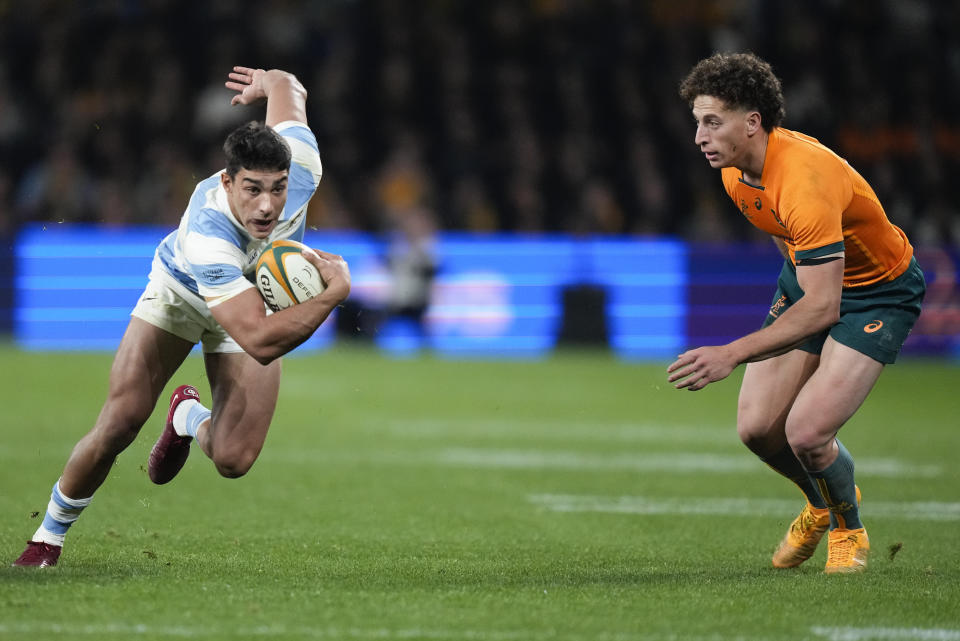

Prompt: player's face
xmin=691 ymin=96 xmax=752 ymax=169
xmin=223 ymin=169 xmax=289 ymax=239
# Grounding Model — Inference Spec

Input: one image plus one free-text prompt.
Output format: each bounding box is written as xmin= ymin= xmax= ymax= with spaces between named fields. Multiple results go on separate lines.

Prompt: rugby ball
xmin=255 ymin=239 xmax=325 ymax=311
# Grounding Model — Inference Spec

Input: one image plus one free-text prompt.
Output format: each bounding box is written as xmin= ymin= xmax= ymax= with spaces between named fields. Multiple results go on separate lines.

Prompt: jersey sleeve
xmin=273 ymin=121 xmax=322 ymax=243
xmin=182 ymin=210 xmax=255 ymax=306
xmin=275 ymin=120 xmax=322 ymax=189
xmin=780 ymin=157 xmax=849 ymax=263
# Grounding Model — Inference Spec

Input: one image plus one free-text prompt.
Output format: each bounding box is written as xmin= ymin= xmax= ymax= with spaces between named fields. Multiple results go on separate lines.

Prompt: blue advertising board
xmin=12 ymin=225 xmax=959 ymax=359
xmin=12 ymin=226 xmax=687 ymax=358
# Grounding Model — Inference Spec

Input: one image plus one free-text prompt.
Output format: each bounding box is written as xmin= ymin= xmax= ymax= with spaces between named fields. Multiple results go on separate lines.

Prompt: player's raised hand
xmin=226 ymin=66 xmax=267 ymax=106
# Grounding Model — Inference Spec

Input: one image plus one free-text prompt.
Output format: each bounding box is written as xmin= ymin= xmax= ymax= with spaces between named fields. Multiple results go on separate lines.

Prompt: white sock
xmin=32 ymin=480 xmax=92 ymax=546
xmin=172 ymin=399 xmax=200 ymax=437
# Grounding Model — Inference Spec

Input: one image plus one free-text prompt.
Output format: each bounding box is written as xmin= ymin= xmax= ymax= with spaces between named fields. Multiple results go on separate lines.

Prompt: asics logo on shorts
xmin=863 ymin=320 xmax=883 ymax=333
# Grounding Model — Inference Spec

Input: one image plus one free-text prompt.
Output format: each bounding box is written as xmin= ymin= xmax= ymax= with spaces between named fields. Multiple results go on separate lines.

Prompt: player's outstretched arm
xmin=226 ymin=66 xmax=308 ymax=127
xmin=667 ymin=259 xmax=843 ymax=391
xmin=208 ymin=250 xmax=351 ymax=365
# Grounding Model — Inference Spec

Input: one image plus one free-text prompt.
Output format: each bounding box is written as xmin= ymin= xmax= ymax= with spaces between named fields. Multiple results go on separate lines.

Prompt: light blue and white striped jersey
xmin=155 ymin=120 xmax=322 ymax=307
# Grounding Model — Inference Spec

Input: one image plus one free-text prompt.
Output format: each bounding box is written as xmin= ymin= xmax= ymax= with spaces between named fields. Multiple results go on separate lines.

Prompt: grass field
xmin=1 ymin=344 xmax=959 ymax=641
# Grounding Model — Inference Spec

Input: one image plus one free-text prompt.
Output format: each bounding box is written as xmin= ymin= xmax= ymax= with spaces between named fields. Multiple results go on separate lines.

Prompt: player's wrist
xmin=261 ymin=70 xmax=301 ymax=96
xmin=725 ymin=339 xmax=752 ymax=366
xmin=321 ymin=281 xmax=350 ymax=304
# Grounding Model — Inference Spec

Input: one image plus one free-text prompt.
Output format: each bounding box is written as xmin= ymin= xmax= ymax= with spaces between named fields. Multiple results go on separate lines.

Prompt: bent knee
xmin=736 ymin=411 xmax=786 ymax=456
xmin=784 ymin=430 xmax=832 ymax=460
xmin=211 ymin=449 xmax=261 ymax=479
xmin=737 ymin=424 xmax=774 ymax=455
xmin=784 ymin=415 xmax=840 ymax=465
xmin=737 ymin=409 xmax=772 ymax=443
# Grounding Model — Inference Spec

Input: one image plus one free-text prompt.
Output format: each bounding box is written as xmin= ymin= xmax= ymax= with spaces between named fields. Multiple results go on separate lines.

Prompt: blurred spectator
xmin=15 ymin=141 xmax=96 ymax=224
xmin=381 ymin=205 xmax=439 ymax=340
xmin=0 ymin=0 xmax=956 ymax=245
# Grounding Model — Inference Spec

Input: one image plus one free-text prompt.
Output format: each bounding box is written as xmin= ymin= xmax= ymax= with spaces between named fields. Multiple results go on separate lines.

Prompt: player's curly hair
xmin=679 ymin=52 xmax=786 ymax=132
xmin=223 ymin=121 xmax=292 ymax=177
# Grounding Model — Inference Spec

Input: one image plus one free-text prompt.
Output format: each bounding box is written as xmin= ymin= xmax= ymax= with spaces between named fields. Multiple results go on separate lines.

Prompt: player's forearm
xmin=262 ymin=70 xmax=307 ymax=127
xmin=257 ymin=291 xmax=345 ymax=364
xmin=729 ymin=297 xmax=839 ymax=364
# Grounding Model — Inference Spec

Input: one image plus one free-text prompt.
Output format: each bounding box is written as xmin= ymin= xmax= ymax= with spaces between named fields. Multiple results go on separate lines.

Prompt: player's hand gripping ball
xmin=255 ymin=239 xmax=326 ymax=311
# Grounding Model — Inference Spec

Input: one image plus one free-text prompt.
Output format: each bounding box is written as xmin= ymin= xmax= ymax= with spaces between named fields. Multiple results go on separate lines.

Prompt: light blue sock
xmin=32 ymin=480 xmax=92 ymax=547
xmin=809 ymin=439 xmax=862 ymax=530
xmin=184 ymin=402 xmax=212 ymax=439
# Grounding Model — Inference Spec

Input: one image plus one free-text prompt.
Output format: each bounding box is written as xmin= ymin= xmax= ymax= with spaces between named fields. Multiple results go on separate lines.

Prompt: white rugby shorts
xmin=131 ymin=261 xmax=244 ymax=354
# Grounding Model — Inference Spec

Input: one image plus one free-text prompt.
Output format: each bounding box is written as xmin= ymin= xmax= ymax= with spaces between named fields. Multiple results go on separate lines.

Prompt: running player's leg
xmin=738 ymin=349 xmax=824 ymax=505
xmin=738 ymin=349 xmax=837 ymax=568
xmin=786 ymin=337 xmax=882 ymax=523
xmin=14 ymin=319 xmax=193 ymax=565
xmin=786 ymin=337 xmax=882 ymax=572
xmin=192 ymin=350 xmax=282 ymax=478
xmin=61 ymin=319 xmax=195 ymax=496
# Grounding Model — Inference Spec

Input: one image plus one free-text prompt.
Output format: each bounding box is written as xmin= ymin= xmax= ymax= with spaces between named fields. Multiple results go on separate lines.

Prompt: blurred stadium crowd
xmin=1 ymin=0 xmax=958 ymax=245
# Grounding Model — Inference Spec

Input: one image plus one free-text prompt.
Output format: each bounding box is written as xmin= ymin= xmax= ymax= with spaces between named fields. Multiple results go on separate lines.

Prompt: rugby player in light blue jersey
xmin=13 ymin=67 xmax=351 ymax=568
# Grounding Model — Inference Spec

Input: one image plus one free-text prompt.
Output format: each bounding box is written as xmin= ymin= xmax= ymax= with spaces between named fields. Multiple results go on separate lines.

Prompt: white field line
xmin=528 ymin=494 xmax=960 ymax=521
xmin=437 ymin=448 xmax=942 ymax=479
xmin=256 ymin=447 xmax=942 ymax=479
xmin=0 ymin=622 xmax=779 ymax=641
xmin=812 ymin=627 xmax=960 ymax=641
xmin=0 ymin=623 xmax=955 ymax=641
xmin=385 ymin=419 xmax=737 ymax=446
xmin=440 ymin=448 xmax=755 ymax=472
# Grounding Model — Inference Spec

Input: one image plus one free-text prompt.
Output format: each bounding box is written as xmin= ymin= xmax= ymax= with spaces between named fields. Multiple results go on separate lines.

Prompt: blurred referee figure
xmin=13 ymin=67 xmax=351 ymax=567
xmin=667 ymin=53 xmax=925 ymax=573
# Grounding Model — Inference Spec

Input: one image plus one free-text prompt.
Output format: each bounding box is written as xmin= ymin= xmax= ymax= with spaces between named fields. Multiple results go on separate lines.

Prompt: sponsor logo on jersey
xmin=770 ymin=208 xmax=787 ymax=230
xmin=202 ymin=266 xmax=227 ymax=282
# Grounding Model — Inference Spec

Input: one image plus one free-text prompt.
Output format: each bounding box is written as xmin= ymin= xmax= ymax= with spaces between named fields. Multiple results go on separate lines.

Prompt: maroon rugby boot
xmin=148 ymin=385 xmax=200 ymax=484
xmin=12 ymin=541 xmax=62 ymax=567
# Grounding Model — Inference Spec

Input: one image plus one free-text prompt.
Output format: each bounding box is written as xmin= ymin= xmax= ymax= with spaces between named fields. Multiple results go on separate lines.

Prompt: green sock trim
xmin=809 ymin=439 xmax=862 ymax=529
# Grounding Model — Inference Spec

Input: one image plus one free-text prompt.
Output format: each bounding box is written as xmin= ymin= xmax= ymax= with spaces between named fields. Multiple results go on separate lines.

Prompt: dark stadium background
xmin=1 ymin=1 xmax=957 ymax=356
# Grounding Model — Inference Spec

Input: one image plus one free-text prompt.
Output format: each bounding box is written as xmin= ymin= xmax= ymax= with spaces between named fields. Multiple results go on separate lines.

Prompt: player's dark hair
xmin=679 ymin=52 xmax=786 ymax=132
xmin=223 ymin=121 xmax=292 ymax=177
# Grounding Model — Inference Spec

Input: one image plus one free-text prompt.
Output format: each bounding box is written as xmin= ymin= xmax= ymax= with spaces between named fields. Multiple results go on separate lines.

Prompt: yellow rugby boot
xmin=771 ymin=502 xmax=831 ymax=568
xmin=824 ymin=527 xmax=869 ymax=574
xmin=771 ymin=485 xmax=861 ymax=568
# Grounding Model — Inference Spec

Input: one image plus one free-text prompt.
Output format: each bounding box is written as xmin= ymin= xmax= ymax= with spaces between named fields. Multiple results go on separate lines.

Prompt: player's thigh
xmin=99 ymin=317 xmax=195 ymax=431
xmin=203 ymin=350 xmax=282 ymax=455
xmin=737 ymin=349 xmax=820 ymax=449
xmin=785 ymin=337 xmax=884 ymax=450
